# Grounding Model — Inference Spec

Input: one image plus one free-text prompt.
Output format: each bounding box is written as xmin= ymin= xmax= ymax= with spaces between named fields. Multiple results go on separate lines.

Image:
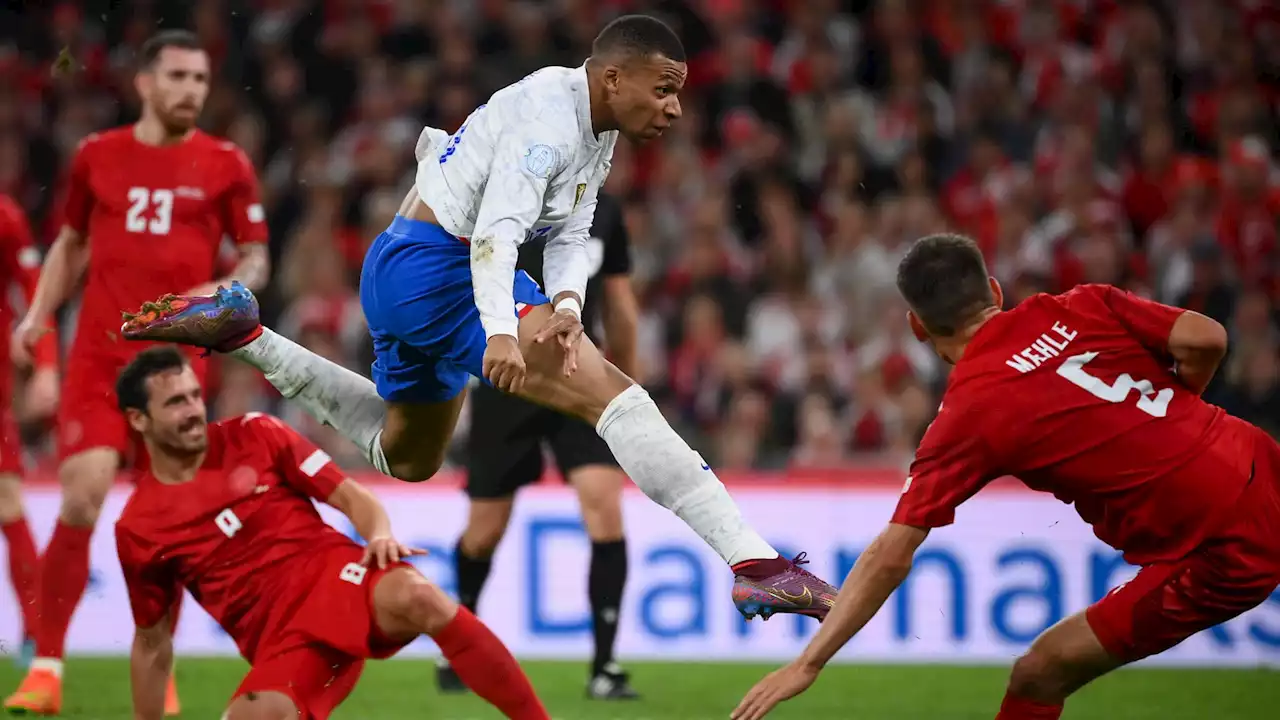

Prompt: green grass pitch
xmin=2 ymin=658 xmax=1278 ymax=718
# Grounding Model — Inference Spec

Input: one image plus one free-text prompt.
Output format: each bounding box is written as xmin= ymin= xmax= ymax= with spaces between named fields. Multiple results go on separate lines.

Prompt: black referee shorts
xmin=465 ymin=384 xmax=619 ymax=499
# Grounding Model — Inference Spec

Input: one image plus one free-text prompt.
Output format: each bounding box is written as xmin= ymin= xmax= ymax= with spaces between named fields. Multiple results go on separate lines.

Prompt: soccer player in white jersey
xmin=120 ymin=15 xmax=837 ymax=619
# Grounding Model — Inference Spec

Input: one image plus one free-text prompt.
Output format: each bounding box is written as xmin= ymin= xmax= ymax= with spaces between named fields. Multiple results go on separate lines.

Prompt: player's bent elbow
xmin=1170 ymin=312 xmax=1228 ymax=357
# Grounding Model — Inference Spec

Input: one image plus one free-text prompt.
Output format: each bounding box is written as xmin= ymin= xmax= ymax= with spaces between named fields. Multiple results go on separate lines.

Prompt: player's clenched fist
xmin=483 ymin=334 xmax=526 ymax=393
xmin=361 ymin=536 xmax=427 ymax=570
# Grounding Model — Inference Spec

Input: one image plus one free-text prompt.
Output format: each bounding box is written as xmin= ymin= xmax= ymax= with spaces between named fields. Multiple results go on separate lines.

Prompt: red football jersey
xmin=893 ymin=284 xmax=1259 ymax=566
xmin=115 ymin=414 xmax=354 ymax=661
xmin=0 ymin=194 xmax=57 ymax=389
xmin=61 ymin=127 xmax=266 ymax=358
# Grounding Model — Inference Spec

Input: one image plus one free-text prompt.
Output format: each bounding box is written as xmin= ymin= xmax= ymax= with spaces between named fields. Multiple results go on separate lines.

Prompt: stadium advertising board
xmin=2 ymin=477 xmax=1277 ymax=666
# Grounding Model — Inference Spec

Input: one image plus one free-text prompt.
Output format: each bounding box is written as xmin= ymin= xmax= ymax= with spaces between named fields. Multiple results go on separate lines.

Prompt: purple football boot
xmin=732 ymin=552 xmax=838 ymax=622
xmin=120 ymin=281 xmax=262 ymax=352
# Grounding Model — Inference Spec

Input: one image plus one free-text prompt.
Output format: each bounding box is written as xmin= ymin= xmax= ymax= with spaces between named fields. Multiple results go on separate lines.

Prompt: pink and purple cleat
xmin=732 ymin=552 xmax=837 ymax=622
xmin=121 ymin=281 xmax=263 ymax=352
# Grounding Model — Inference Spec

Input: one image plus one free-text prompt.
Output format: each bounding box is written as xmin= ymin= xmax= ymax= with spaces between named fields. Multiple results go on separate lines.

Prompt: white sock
xmin=232 ymin=328 xmax=387 ymax=467
xmin=31 ymin=657 xmax=62 ymax=677
xmin=596 ymin=385 xmax=777 ymax=565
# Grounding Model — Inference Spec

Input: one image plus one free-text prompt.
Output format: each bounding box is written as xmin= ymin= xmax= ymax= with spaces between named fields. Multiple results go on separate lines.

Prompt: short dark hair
xmin=116 ymin=346 xmax=190 ymax=413
xmin=139 ymin=30 xmax=204 ymax=69
xmin=896 ymin=233 xmax=995 ymax=336
xmin=592 ymin=15 xmax=685 ymax=63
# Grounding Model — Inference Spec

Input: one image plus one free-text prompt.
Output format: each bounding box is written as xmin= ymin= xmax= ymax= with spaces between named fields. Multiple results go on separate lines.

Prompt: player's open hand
xmin=731 ymin=662 xmax=819 ymax=720
xmin=362 ymin=536 xmax=427 ymax=570
xmin=10 ymin=315 xmax=49 ymax=368
xmin=533 ymin=308 xmax=585 ymax=377
xmin=483 ymin=334 xmax=527 ymax=393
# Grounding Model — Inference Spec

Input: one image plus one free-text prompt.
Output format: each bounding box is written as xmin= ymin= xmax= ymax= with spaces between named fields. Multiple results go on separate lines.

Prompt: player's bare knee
xmin=0 ymin=475 xmax=24 ymax=524
xmin=225 ymin=691 xmax=299 ymax=720
xmin=58 ymin=451 xmax=117 ymax=526
xmin=386 ymin=455 xmax=445 ymax=483
xmin=518 ymin=329 xmax=633 ymax=425
xmin=581 ymin=503 xmax=623 ymax=542
xmin=573 ymin=468 xmax=625 ymax=541
xmin=58 ymin=478 xmax=111 ymax=526
xmin=460 ymin=523 xmax=504 ymax=557
xmin=379 ymin=431 xmax=446 ymax=483
xmin=383 ymin=572 xmax=457 ymax=635
xmin=461 ymin=500 xmax=512 ymax=555
xmin=381 ymin=400 xmax=463 ymax=482
xmin=1007 ymin=648 xmax=1070 ymax=701
xmin=408 ymin=581 xmax=458 ymax=635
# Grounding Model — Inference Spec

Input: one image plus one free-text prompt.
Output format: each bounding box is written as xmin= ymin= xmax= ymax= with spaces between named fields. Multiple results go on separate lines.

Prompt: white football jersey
xmin=415 ymin=65 xmax=619 ymax=340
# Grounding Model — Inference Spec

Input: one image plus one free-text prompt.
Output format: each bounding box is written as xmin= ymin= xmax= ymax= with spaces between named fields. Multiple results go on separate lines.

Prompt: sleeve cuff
xmin=483 ymin=316 xmax=520 ymax=340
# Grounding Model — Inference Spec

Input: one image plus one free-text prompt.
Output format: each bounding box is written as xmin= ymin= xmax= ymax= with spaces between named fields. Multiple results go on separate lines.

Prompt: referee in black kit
xmin=438 ymin=192 xmax=641 ymax=700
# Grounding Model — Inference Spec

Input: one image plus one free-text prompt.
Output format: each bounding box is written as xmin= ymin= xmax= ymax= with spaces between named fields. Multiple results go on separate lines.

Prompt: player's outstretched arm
xmin=326 ymin=478 xmax=426 ymax=569
xmin=731 ymin=523 xmax=928 ymax=720
xmin=129 ymin=616 xmax=174 ymax=720
xmin=1166 ymin=310 xmax=1228 ymax=396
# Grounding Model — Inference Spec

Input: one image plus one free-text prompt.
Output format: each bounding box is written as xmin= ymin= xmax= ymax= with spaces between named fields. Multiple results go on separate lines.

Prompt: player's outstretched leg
xmin=372 ymin=568 xmax=550 ymax=720
xmin=511 ymin=304 xmax=837 ymax=622
xmin=120 ymin=284 xmax=837 ymax=622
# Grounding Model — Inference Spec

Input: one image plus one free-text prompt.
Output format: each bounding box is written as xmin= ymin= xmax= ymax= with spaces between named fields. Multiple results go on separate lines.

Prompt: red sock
xmin=996 ymin=692 xmax=1064 ymax=719
xmin=36 ymin=521 xmax=94 ymax=659
xmin=732 ymin=555 xmax=789 ymax=579
xmin=2 ymin=517 xmax=39 ymax=636
xmin=432 ymin=607 xmax=549 ymax=719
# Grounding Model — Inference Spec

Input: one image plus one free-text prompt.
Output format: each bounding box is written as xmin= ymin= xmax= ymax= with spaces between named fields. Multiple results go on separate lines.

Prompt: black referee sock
xmin=453 ymin=541 xmax=494 ymax=615
xmin=589 ymin=539 xmax=628 ymax=676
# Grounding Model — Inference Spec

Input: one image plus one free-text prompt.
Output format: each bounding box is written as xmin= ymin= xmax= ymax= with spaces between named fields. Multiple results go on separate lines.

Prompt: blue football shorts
xmin=360 ymin=215 xmax=550 ymax=403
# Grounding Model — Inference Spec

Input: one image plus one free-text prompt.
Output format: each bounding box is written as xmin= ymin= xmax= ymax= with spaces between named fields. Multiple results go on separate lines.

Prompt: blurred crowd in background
xmin=1 ymin=0 xmax=1278 ymax=474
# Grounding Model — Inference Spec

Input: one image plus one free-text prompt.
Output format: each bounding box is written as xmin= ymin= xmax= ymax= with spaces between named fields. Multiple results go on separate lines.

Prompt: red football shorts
xmin=0 ymin=410 xmax=23 ymax=475
xmin=231 ymin=544 xmax=416 ymax=719
xmin=57 ymin=348 xmax=207 ymax=463
xmin=1087 ymin=429 xmax=1280 ymax=662
xmin=232 ymin=644 xmax=363 ymax=720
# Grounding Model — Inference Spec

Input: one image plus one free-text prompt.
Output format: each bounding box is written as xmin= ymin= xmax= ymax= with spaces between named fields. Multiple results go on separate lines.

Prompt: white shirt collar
xmin=571 ymin=64 xmax=602 ymax=149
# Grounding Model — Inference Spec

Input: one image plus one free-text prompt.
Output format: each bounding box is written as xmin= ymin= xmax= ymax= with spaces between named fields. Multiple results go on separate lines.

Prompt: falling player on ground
xmin=120 ymin=15 xmax=837 ymax=621
xmin=0 ymin=194 xmax=58 ymax=668
xmin=114 ymin=346 xmax=549 ymax=720
xmin=5 ymin=30 xmax=270 ymax=716
xmin=733 ymin=234 xmax=1280 ymax=720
